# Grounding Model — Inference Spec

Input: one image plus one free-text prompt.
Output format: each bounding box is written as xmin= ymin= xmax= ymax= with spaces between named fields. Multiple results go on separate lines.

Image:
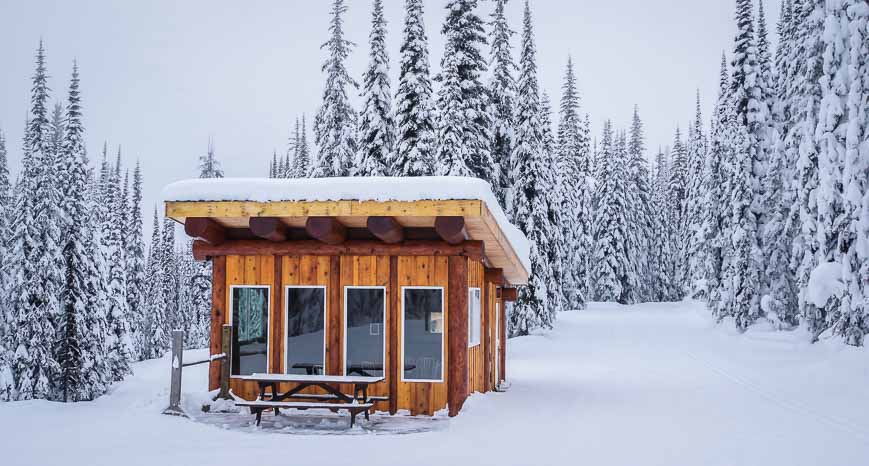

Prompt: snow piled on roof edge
xmin=162 ymin=176 xmax=530 ymax=272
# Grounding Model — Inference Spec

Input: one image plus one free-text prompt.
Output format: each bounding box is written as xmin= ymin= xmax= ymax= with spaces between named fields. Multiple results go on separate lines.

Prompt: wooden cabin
xmin=163 ymin=177 xmax=529 ymax=416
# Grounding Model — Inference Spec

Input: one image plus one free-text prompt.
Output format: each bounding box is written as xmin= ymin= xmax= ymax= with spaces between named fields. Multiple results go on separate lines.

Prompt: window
xmin=230 ymin=286 xmax=270 ymax=376
xmin=468 ymin=288 xmax=481 ymax=347
xmin=402 ymin=287 xmax=444 ymax=382
xmin=344 ymin=287 xmax=386 ymax=377
xmin=285 ymin=286 xmax=326 ymax=375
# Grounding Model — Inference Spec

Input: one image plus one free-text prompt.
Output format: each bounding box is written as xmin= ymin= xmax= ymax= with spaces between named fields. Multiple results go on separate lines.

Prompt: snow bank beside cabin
xmin=162 ymin=176 xmax=530 ymax=269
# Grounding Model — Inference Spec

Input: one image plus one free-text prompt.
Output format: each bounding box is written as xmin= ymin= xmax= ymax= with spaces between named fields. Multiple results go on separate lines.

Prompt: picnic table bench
xmin=234 ymin=373 xmax=385 ymax=427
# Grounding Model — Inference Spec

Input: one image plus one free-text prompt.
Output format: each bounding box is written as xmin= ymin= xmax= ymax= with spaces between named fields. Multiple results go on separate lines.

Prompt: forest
xmin=0 ymin=0 xmax=867 ymax=405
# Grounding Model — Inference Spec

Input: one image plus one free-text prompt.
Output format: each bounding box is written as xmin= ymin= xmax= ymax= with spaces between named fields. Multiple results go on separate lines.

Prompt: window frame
xmin=228 ymin=284 xmax=272 ymax=378
xmin=342 ymin=286 xmax=387 ymax=377
xmin=283 ymin=285 xmax=328 ymax=376
xmin=468 ymin=287 xmax=482 ymax=348
xmin=400 ymin=286 xmax=446 ymax=383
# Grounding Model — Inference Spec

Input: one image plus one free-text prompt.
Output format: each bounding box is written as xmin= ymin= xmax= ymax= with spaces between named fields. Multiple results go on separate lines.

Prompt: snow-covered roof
xmin=163 ymin=176 xmax=530 ymax=283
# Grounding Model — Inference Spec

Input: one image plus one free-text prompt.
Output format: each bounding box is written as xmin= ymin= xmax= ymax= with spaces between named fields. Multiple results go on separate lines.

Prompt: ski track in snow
xmin=1 ymin=301 xmax=868 ymax=466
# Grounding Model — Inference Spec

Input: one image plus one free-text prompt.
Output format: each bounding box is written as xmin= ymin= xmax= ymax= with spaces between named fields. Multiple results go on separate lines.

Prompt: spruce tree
xmin=684 ymin=94 xmax=709 ymax=298
xmin=295 ymin=115 xmax=311 ymax=178
xmin=556 ymin=57 xmax=590 ymax=310
xmin=717 ymin=0 xmax=765 ymax=329
xmin=199 ymin=138 xmax=224 ymax=178
xmin=313 ymin=0 xmax=358 ymax=177
xmin=792 ymin=0 xmax=826 ymax=336
xmin=650 ymin=147 xmax=674 ymax=301
xmin=509 ymin=0 xmax=554 ymax=335
xmin=591 ymin=123 xmax=631 ymax=302
xmin=162 ymin=216 xmax=180 ymax=337
xmin=393 ymin=0 xmax=436 ymax=176
xmin=0 ymin=128 xmax=12 ymax=400
xmin=488 ymin=0 xmax=517 ymax=208
xmin=669 ymin=126 xmax=689 ymax=297
xmin=435 ymin=0 xmax=493 ymax=183
xmin=126 ymin=161 xmax=147 ymax=358
xmin=540 ymin=92 xmax=565 ymax=314
xmin=837 ymin=0 xmax=869 ymax=345
xmin=55 ymin=62 xmax=111 ymax=400
xmin=143 ymin=210 xmax=168 ymax=358
xmin=705 ymin=53 xmax=731 ymax=316
xmin=10 ymin=41 xmax=63 ymax=400
xmin=104 ymin=149 xmax=132 ymax=380
xmin=355 ymin=0 xmax=395 ymax=177
xmin=625 ymin=106 xmax=654 ymax=303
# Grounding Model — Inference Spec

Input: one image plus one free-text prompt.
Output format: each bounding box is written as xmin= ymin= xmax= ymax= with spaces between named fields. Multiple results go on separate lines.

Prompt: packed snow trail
xmin=1 ymin=301 xmax=868 ymax=466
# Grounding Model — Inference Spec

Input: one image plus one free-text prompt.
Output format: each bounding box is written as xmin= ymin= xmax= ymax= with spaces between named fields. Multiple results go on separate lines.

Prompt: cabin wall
xmin=467 ymin=259 xmax=486 ymax=395
xmin=210 ymin=253 xmax=456 ymax=416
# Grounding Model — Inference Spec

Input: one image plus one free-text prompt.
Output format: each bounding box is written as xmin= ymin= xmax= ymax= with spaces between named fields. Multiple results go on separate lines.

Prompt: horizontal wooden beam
xmin=435 ymin=216 xmax=468 ymax=245
xmin=166 ymin=199 xmax=483 ymax=220
xmin=484 ymin=268 xmax=506 ymax=286
xmin=501 ymin=288 xmax=518 ymax=302
xmin=306 ymin=217 xmax=347 ymax=245
xmin=192 ymin=240 xmax=485 ymax=262
xmin=367 ymin=216 xmax=404 ymax=244
xmin=184 ymin=217 xmax=226 ymax=245
xmin=249 ymin=217 xmax=288 ymax=242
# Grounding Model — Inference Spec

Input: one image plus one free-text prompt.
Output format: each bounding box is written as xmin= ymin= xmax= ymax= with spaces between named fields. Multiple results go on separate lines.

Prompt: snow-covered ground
xmin=2 ymin=301 xmax=868 ymax=466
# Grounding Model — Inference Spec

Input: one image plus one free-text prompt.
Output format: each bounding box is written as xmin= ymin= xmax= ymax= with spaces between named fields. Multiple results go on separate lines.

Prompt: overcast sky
xmin=0 ymin=0 xmax=781 ymax=239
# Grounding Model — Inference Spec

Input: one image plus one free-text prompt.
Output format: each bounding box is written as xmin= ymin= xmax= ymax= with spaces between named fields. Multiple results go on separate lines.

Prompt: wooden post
xmin=447 ymin=256 xmax=469 ymax=417
xmin=209 ymin=256 xmax=227 ymax=391
xmin=388 ymin=256 xmax=399 ymax=415
xmin=217 ymin=325 xmax=232 ymax=400
xmin=163 ymin=330 xmax=187 ymax=417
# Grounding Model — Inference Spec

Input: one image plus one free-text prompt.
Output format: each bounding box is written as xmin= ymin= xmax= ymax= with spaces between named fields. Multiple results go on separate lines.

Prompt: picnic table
xmin=291 ymin=362 xmax=416 ymax=377
xmin=235 ymin=373 xmax=385 ymax=427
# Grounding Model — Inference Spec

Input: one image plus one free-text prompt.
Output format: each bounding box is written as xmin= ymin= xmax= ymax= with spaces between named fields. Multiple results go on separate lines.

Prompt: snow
xmin=162 ymin=176 xmax=530 ymax=270
xmin=2 ymin=301 xmax=868 ymax=466
xmin=807 ymin=261 xmax=844 ymax=308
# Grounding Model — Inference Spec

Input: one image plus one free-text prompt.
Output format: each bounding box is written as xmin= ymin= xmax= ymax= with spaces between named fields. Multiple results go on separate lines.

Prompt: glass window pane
xmin=231 ymin=287 xmax=269 ymax=376
xmin=285 ymin=287 xmax=326 ymax=375
xmin=345 ymin=288 xmax=385 ymax=377
xmin=403 ymin=288 xmax=444 ymax=381
xmin=469 ymin=288 xmax=481 ymax=347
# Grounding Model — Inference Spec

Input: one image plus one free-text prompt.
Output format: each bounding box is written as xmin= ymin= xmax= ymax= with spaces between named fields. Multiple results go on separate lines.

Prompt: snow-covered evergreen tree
xmin=142 ymin=210 xmax=168 ymax=358
xmin=9 ymin=41 xmax=63 ymax=400
xmin=393 ymin=0 xmax=436 ymax=177
xmin=650 ymin=146 xmax=675 ymax=301
xmin=509 ymin=0 xmax=555 ymax=335
xmin=355 ymin=0 xmax=395 ymax=177
xmin=487 ymin=0 xmax=516 ymax=209
xmin=104 ymin=149 xmax=132 ymax=380
xmin=792 ymin=0 xmax=827 ymax=336
xmin=592 ymin=124 xmax=631 ymax=302
xmin=668 ymin=126 xmax=689 ymax=296
xmin=540 ymin=92 xmax=565 ymax=314
xmin=313 ymin=0 xmax=358 ymax=177
xmin=556 ymin=57 xmax=590 ymax=310
xmin=435 ymin=0 xmax=493 ymax=183
xmin=836 ymin=0 xmax=869 ymax=345
xmin=716 ymin=0 xmax=765 ymax=330
xmin=54 ymin=62 xmax=111 ymax=400
xmin=161 ymin=217 xmax=180 ymax=338
xmin=761 ymin=0 xmax=800 ymax=329
xmin=199 ymin=138 xmax=224 ymax=179
xmin=705 ymin=53 xmax=731 ymax=317
xmin=0 ymin=128 xmax=13 ymax=400
xmin=126 ymin=161 xmax=147 ymax=358
xmin=625 ymin=106 xmax=654 ymax=303
xmin=684 ymin=93 xmax=709 ymax=298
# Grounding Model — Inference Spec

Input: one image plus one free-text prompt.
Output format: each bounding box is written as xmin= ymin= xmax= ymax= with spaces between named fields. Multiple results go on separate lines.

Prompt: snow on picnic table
xmin=161 ymin=176 xmax=531 ymax=270
xmin=2 ymin=301 xmax=869 ymax=466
